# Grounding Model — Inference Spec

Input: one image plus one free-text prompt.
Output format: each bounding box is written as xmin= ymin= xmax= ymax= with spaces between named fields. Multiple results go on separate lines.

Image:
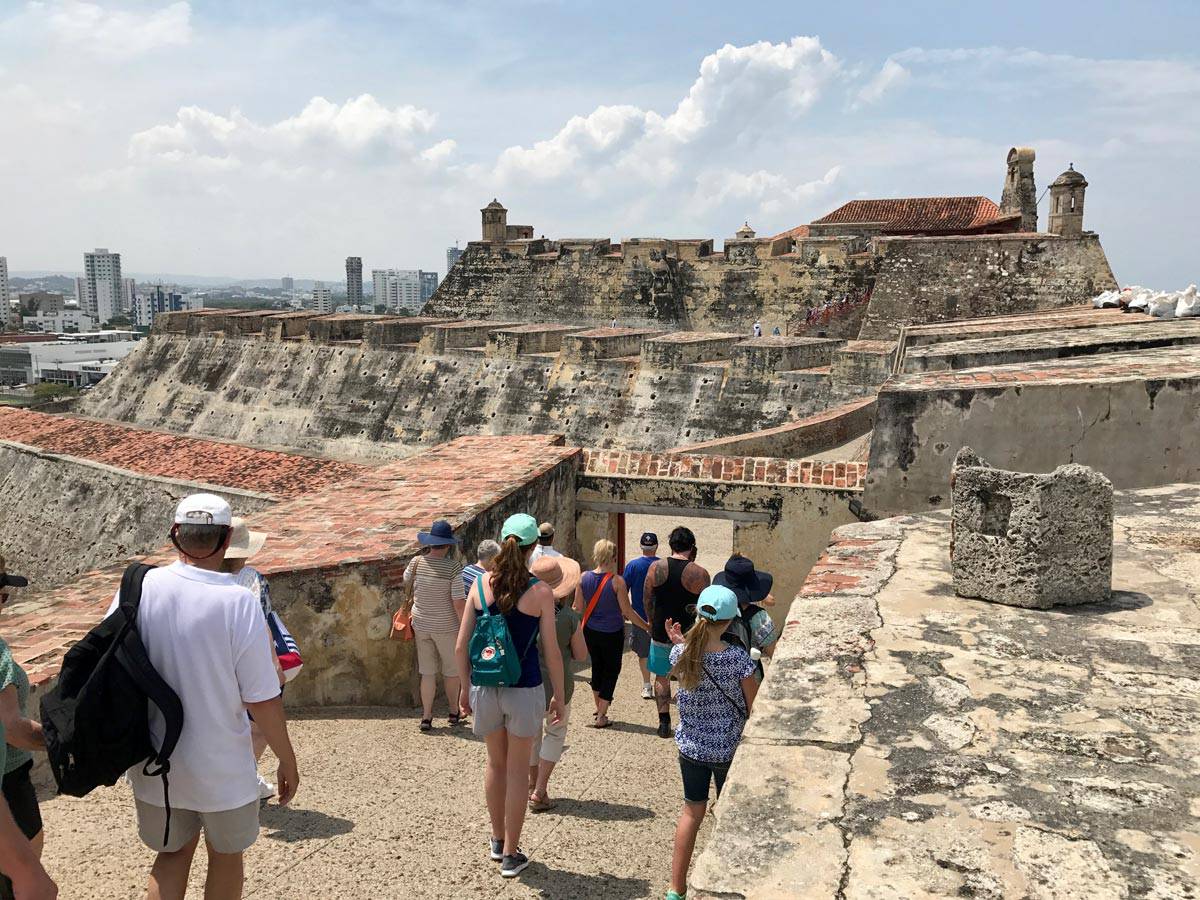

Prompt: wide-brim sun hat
xmin=501 ymin=513 xmax=540 ymax=547
xmin=225 ymin=517 xmax=267 ymax=560
xmin=713 ymin=555 xmax=773 ymax=604
xmin=531 ymin=556 xmax=582 ymax=600
xmin=696 ymin=585 xmax=739 ymax=622
xmin=418 ymin=519 xmax=461 ymax=547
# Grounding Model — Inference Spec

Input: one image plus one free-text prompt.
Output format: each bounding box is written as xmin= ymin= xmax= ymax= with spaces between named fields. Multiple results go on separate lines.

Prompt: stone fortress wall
xmin=75 ymin=310 xmax=888 ymax=461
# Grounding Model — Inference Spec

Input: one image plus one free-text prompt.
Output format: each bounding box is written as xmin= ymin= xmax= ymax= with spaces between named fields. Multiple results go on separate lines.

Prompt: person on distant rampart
xmin=221 ymin=519 xmax=290 ymax=801
xmin=528 ymin=522 xmax=562 ymax=563
xmin=0 ymin=557 xmax=55 ymax=900
xmin=622 ymin=532 xmax=660 ymax=700
xmin=526 ymin=556 xmax=585 ymax=812
xmin=661 ymin=586 xmax=758 ymax=900
xmin=574 ymin=540 xmax=649 ymax=729
xmin=752 ymin=320 xmax=762 ymax=337
xmin=643 ymin=527 xmax=711 ymax=738
xmin=456 ymin=513 xmax=565 ymax=879
xmin=115 ymin=494 xmax=298 ymax=900
xmin=403 ymin=520 xmax=467 ymax=732
xmin=463 ymin=540 xmax=501 ymax=595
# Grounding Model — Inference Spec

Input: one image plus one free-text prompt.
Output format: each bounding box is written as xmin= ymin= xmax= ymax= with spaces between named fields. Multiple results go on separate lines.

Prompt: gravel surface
xmin=39 ymin=655 xmax=704 ymax=898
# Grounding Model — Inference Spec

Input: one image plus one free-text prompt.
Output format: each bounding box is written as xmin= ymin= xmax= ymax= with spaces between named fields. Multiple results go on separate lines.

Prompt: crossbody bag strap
xmin=701 ymin=659 xmax=748 ymax=721
xmin=581 ymin=573 xmax=612 ymax=629
xmin=476 ymin=576 xmax=490 ymax=617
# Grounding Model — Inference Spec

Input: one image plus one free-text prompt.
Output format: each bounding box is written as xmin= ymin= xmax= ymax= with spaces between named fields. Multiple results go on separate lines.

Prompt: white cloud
xmin=494 ymin=37 xmax=841 ymax=185
xmin=28 ymin=0 xmax=191 ymax=59
xmin=129 ymin=94 xmax=441 ymax=173
xmin=852 ymin=58 xmax=910 ymax=108
xmin=696 ymin=166 xmax=842 ymax=218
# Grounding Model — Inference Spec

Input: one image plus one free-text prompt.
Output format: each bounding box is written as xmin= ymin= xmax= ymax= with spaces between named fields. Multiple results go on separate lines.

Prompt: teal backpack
xmin=468 ymin=576 xmax=539 ymax=687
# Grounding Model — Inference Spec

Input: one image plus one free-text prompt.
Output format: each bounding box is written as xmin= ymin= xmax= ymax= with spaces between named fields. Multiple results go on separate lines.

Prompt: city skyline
xmin=1 ymin=3 xmax=1199 ymax=286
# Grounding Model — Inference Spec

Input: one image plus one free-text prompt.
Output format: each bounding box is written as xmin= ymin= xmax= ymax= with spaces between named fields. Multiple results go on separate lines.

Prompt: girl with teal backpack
xmin=454 ymin=513 xmax=566 ymax=880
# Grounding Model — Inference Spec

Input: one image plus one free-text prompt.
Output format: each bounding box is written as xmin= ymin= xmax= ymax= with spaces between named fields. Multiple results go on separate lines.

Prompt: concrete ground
xmin=38 ymin=654 xmax=698 ymax=899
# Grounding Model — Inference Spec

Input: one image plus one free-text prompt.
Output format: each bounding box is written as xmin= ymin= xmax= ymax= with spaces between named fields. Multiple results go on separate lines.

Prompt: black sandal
xmin=419 ymin=719 xmax=433 ymax=732
xmin=448 ymin=712 xmax=463 ymax=726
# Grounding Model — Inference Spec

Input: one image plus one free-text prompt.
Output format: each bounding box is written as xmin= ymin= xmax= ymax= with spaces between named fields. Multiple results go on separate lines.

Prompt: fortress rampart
xmin=425 ymin=231 xmax=1115 ymax=338
xmin=76 ymin=310 xmax=886 ymax=460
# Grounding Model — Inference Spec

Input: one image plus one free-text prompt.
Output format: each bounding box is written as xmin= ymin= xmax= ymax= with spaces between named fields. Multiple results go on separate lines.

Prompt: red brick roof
xmin=814 ymin=196 xmax=1014 ymax=235
xmin=767 ymin=224 xmax=810 ymax=242
xmin=0 ymin=408 xmax=366 ymax=498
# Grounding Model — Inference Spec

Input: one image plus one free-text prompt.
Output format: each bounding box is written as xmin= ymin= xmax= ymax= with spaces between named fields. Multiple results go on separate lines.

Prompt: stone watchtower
xmin=735 ymin=222 xmax=756 ymax=239
xmin=999 ymin=147 xmax=1038 ymax=232
xmin=481 ymin=199 xmax=508 ymax=242
xmin=1048 ymin=165 xmax=1088 ymax=238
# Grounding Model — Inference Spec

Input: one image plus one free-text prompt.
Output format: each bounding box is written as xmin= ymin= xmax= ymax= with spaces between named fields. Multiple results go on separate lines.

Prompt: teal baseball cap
xmin=501 ymin=513 xmax=540 ymax=547
xmin=696 ymin=585 xmax=739 ymax=622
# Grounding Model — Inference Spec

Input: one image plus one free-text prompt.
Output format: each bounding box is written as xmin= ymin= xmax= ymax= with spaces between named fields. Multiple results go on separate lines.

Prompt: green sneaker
xmin=666 ymin=892 xmax=686 ymax=900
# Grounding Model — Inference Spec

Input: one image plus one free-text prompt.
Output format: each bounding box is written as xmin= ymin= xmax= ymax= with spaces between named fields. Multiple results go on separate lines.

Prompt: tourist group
xmin=0 ymin=497 xmax=778 ymax=899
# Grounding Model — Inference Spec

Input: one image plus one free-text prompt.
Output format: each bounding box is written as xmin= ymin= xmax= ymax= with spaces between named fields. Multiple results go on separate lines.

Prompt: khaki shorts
xmin=530 ymin=702 xmax=572 ymax=764
xmin=136 ymin=799 xmax=259 ymax=854
xmin=416 ymin=629 xmax=459 ymax=677
xmin=471 ymin=685 xmax=544 ymax=739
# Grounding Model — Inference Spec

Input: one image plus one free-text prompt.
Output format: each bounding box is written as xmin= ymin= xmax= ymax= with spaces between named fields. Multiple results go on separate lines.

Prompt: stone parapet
xmin=307 ymin=314 xmax=384 ymax=344
xmin=832 ymin=340 xmax=897 ymax=387
xmin=670 ymin=397 xmax=875 ymax=458
xmin=692 ymin=483 xmax=1200 ymax=898
xmin=731 ymin=336 xmax=846 ymax=376
xmin=640 ymin=331 xmax=743 ymax=370
xmin=262 ymin=311 xmax=328 ymax=340
xmin=418 ymin=319 xmax=517 ymax=354
xmin=581 ymin=448 xmax=866 ymax=490
xmin=486 ymin=324 xmax=585 ymax=359
xmin=363 ymin=316 xmax=453 ymax=348
xmin=222 ymin=310 xmax=277 ymax=337
xmin=561 ymin=327 xmax=665 ymax=363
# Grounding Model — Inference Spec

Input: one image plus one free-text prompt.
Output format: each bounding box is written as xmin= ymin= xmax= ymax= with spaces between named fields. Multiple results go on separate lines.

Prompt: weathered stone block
xmin=731 ymin=336 xmax=844 ymax=375
xmin=485 ymin=323 xmax=584 ymax=358
xmin=951 ymin=447 xmax=1113 ymax=608
xmin=641 ymin=331 xmax=742 ymax=369
xmin=561 ymin=327 xmax=663 ymax=363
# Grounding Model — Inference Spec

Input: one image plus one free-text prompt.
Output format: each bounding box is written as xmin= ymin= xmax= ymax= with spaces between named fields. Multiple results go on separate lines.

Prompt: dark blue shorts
xmin=679 ymin=753 xmax=731 ymax=804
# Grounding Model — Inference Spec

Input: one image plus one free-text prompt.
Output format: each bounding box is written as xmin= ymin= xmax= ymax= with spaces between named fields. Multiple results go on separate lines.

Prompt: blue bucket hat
xmin=696 ymin=585 xmax=739 ymax=623
xmin=418 ymin=519 xmax=461 ymax=547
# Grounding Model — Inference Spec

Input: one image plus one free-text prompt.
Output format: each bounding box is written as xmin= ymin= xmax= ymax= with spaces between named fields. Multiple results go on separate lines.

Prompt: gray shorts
xmin=136 ymin=799 xmax=259 ymax=854
xmin=471 ymin=685 xmax=545 ymax=739
xmin=629 ymin=622 xmax=651 ymax=659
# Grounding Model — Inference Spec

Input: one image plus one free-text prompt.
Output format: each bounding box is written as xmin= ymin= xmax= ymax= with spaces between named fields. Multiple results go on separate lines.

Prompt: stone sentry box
xmin=950 ymin=447 xmax=1113 ymax=608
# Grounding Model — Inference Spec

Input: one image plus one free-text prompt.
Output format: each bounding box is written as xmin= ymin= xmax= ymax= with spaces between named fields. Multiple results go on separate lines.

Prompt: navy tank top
xmin=477 ymin=576 xmax=543 ymax=689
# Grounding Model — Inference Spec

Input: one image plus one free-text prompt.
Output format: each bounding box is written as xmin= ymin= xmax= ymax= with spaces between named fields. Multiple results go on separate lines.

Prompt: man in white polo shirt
xmin=109 ymin=494 xmax=299 ymax=900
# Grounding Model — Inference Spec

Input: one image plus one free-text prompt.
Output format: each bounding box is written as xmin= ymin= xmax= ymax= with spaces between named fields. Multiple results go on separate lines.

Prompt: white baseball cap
xmin=174 ymin=493 xmax=233 ymax=527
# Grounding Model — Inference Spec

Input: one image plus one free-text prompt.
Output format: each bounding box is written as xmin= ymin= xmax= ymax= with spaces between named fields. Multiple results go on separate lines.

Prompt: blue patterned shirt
xmin=670 ymin=642 xmax=756 ymax=763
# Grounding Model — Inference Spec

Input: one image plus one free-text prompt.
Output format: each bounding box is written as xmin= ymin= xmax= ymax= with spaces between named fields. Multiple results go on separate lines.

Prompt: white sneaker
xmin=641 ymin=683 xmax=653 ymax=700
xmin=257 ymin=775 xmax=276 ymax=800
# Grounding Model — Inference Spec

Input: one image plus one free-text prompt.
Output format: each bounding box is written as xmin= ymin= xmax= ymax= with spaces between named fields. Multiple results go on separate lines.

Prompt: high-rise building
xmin=346 ymin=257 xmax=363 ymax=311
xmin=446 ymin=243 xmax=463 ymax=273
xmin=419 ymin=270 xmax=439 ymax=304
xmin=312 ymin=281 xmax=334 ymax=314
xmin=0 ymin=257 xmax=11 ymax=330
xmin=73 ymin=277 xmax=86 ymax=307
xmin=133 ymin=284 xmax=196 ymax=328
xmin=82 ymin=248 xmax=122 ymax=324
xmin=371 ymin=269 xmax=422 ymax=313
xmin=121 ymin=278 xmax=137 ymax=314
xmin=281 ymin=276 xmax=294 ymax=292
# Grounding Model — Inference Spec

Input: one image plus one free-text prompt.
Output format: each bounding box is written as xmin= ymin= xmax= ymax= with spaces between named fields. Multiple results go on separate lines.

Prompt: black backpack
xmin=723 ymin=604 xmax=765 ymax=679
xmin=40 ymin=563 xmax=184 ymax=842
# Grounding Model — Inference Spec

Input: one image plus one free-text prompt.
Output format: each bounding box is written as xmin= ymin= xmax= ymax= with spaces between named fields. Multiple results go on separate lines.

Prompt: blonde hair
xmin=673 ymin=618 xmax=725 ymax=691
xmin=592 ymin=539 xmax=616 ymax=570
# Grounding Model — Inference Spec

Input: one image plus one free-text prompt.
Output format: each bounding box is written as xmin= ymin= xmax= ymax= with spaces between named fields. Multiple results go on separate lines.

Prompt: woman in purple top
xmin=573 ymin=539 xmax=650 ymax=728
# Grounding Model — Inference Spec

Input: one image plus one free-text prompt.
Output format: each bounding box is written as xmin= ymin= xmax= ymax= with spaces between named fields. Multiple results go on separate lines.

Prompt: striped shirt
xmin=404 ymin=554 xmax=466 ymax=634
xmin=462 ymin=563 xmax=486 ymax=595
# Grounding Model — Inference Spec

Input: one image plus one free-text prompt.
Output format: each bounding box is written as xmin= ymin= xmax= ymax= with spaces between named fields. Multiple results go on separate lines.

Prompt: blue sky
xmin=1 ymin=1 xmax=1197 ymax=286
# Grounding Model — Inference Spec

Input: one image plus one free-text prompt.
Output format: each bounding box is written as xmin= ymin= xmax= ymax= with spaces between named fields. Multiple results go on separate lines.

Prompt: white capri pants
xmin=530 ymin=702 xmax=572 ymax=764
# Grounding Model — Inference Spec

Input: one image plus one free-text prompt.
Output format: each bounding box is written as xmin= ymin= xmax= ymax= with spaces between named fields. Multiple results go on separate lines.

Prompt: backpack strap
xmin=476 ymin=576 xmax=490 ymax=617
xmin=113 ymin=562 xmax=184 ymax=847
xmin=580 ymin=573 xmax=612 ymax=629
xmin=700 ymin=658 xmax=748 ymax=721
